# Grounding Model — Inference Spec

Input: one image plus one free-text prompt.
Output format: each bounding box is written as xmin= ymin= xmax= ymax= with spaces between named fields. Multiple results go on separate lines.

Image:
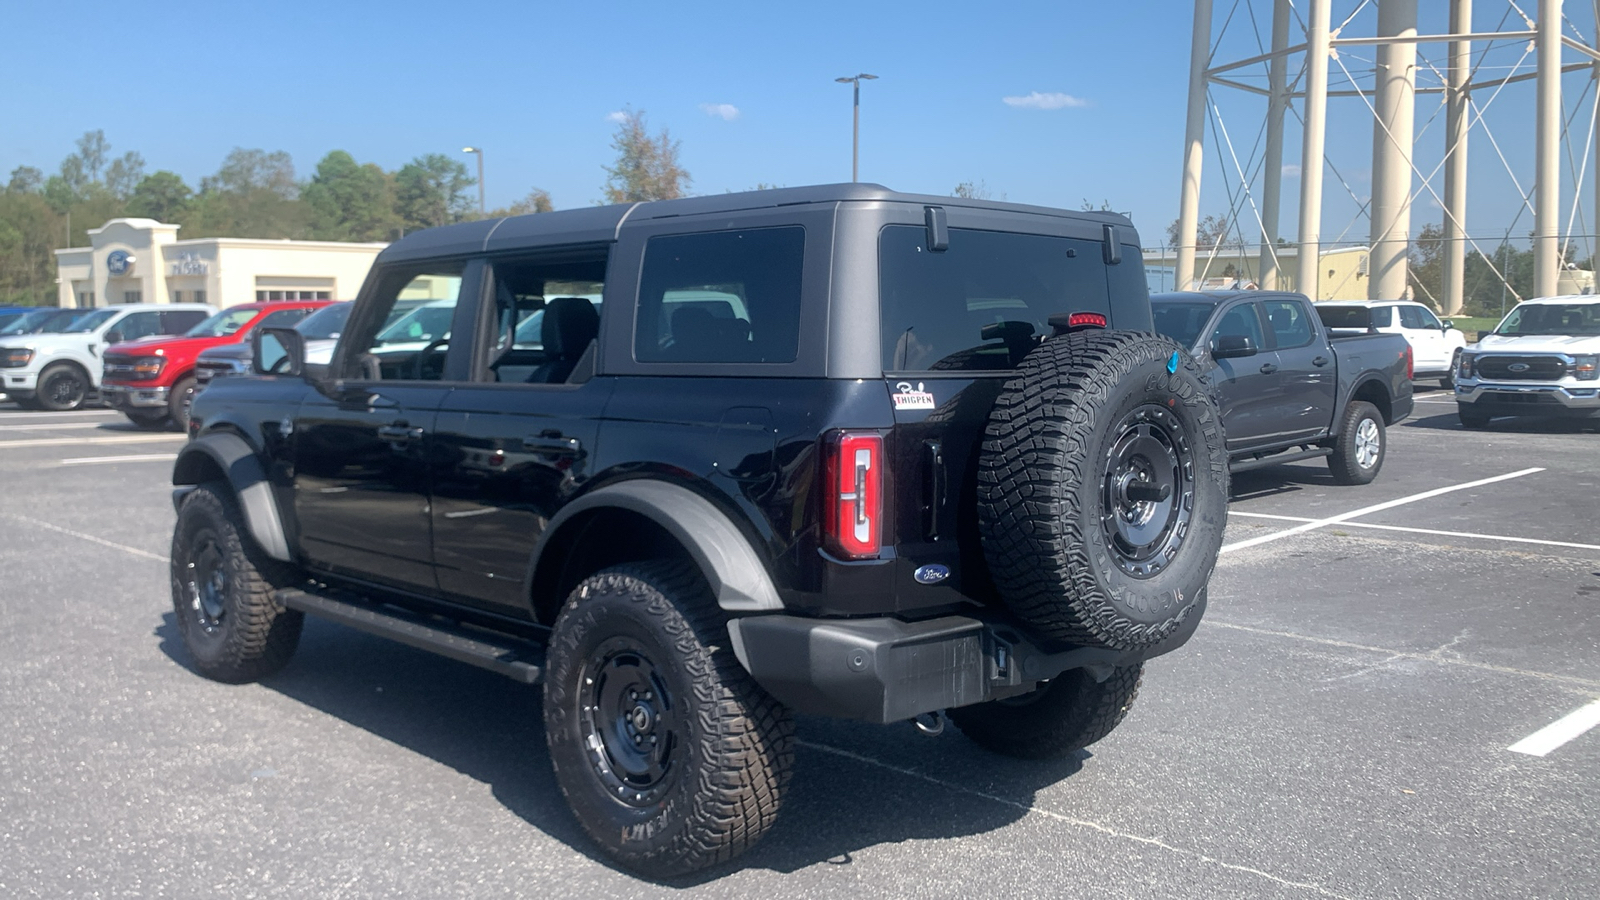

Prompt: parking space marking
xmin=60 ymin=453 xmax=179 ymax=466
xmin=1229 ymin=511 xmax=1600 ymax=553
xmin=0 ymin=409 xmax=119 ymax=420
xmin=0 ymin=421 xmax=127 ymax=431
xmin=1508 ymin=699 xmax=1600 ymax=757
xmin=1220 ymin=467 xmax=1545 ymax=554
xmin=797 ymin=739 xmax=1361 ymax=900
xmin=0 ymin=434 xmax=187 ymax=450
xmin=0 ymin=514 xmax=167 ymax=562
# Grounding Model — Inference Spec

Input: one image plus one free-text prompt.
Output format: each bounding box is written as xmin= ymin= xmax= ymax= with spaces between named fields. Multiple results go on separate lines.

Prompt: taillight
xmin=821 ymin=430 xmax=883 ymax=559
xmin=1068 ymin=312 xmax=1107 ymax=329
xmin=1404 ymin=345 xmax=1413 ymax=381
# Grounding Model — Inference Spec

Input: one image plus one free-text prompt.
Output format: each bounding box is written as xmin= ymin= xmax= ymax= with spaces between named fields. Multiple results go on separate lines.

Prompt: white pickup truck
xmin=1453 ymin=295 xmax=1600 ymax=427
xmin=0 ymin=303 xmax=214 ymax=410
xmin=1315 ymin=300 xmax=1468 ymax=388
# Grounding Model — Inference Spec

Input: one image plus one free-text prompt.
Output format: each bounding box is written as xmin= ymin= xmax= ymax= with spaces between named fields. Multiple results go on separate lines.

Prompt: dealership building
xmin=53 ymin=218 xmax=387 ymax=309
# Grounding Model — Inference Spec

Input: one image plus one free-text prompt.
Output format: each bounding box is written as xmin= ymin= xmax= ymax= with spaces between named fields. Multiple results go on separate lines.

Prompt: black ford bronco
xmin=169 ymin=184 xmax=1229 ymax=876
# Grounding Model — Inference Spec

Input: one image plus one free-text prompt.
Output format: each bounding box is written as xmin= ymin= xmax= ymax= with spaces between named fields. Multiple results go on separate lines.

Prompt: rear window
xmin=879 ymin=225 xmax=1148 ymax=372
xmin=1317 ymin=305 xmax=1370 ymax=330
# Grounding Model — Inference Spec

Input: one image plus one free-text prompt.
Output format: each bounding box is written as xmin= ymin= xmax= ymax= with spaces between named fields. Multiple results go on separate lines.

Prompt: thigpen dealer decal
xmin=892 ymin=381 xmax=936 ymax=410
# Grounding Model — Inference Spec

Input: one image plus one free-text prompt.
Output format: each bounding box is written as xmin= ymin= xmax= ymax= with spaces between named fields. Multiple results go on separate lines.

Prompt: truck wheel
xmin=125 ymin=409 xmax=170 ymax=429
xmin=544 ymin=562 xmax=794 ymax=878
xmin=169 ymin=483 xmax=303 ymax=684
xmin=948 ymin=664 xmax=1143 ymax=759
xmin=1328 ymin=400 xmax=1385 ymax=485
xmin=1458 ymin=405 xmax=1492 ymax=429
xmin=978 ymin=331 xmax=1228 ymax=651
xmin=36 ymin=363 xmax=89 ymax=411
xmin=167 ymin=375 xmax=198 ymax=431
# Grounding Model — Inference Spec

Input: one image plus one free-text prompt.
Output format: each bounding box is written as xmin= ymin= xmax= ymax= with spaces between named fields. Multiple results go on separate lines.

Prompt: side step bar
xmin=277 ymin=588 xmax=545 ymax=684
xmin=1230 ymin=446 xmax=1332 ymax=473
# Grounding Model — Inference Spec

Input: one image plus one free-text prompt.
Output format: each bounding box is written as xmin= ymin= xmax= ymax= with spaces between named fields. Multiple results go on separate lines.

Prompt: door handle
xmin=1259 ymin=363 xmax=1279 ymax=375
xmin=1312 ymin=356 xmax=1330 ymax=367
xmin=377 ymin=422 xmax=424 ymax=442
xmin=520 ymin=434 xmax=580 ymax=456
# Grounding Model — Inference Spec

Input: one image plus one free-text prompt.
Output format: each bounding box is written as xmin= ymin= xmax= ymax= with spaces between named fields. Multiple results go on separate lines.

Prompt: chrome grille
xmin=1476 ymin=355 xmax=1566 ymax=381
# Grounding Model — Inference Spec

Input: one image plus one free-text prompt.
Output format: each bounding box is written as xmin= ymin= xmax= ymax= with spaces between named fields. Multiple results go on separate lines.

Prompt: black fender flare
xmin=171 ymin=432 xmax=292 ymax=562
xmin=531 ymin=480 xmax=783 ymax=613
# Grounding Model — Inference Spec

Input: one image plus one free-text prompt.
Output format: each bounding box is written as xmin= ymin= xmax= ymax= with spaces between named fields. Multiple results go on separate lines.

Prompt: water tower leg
xmin=1298 ymin=0 xmax=1333 ymax=300
xmin=1369 ymin=0 xmax=1419 ymax=301
xmin=1443 ymin=0 xmax=1472 ymax=315
xmin=1176 ymin=0 xmax=1215 ymax=291
xmin=1534 ymin=0 xmax=1564 ymax=298
xmin=1259 ymin=0 xmax=1292 ymax=290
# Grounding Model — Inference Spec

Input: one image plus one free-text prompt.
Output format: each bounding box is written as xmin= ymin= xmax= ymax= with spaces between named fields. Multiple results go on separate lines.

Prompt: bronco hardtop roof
xmin=378 ymin=183 xmax=1137 ymax=265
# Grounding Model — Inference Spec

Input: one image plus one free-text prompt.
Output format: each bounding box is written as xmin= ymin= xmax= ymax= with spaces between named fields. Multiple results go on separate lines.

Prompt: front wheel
xmin=167 ymin=375 xmax=198 ymax=431
xmin=1458 ymin=404 xmax=1492 ymax=429
xmin=1328 ymin=400 xmax=1385 ymax=485
xmin=543 ymin=562 xmax=794 ymax=878
xmin=949 ymin=664 xmax=1144 ymax=759
xmin=36 ymin=364 xmax=89 ymax=411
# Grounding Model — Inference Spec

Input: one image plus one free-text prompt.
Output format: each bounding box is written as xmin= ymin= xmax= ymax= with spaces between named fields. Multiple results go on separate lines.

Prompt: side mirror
xmin=1211 ymin=334 xmax=1257 ymax=359
xmin=253 ymin=327 xmax=305 ymax=377
xmin=1442 ymin=321 xmax=1455 ymax=330
xmin=105 ymin=330 xmax=124 ymax=345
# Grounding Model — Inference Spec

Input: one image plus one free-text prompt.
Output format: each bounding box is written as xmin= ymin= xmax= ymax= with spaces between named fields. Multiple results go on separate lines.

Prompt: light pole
xmin=462 ymin=146 xmax=485 ymax=216
xmin=834 ymin=73 xmax=878 ymax=182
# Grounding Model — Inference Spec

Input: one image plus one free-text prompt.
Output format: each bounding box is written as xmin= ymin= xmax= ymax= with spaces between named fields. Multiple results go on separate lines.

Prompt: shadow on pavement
xmin=155 ymin=612 xmax=1081 ymax=885
xmin=1402 ymin=407 xmax=1600 ymax=433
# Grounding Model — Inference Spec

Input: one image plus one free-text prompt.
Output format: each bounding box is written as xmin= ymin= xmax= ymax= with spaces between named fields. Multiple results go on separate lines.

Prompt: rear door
xmin=1259 ymin=296 xmax=1337 ymax=441
xmin=292 ymin=261 xmax=479 ymax=594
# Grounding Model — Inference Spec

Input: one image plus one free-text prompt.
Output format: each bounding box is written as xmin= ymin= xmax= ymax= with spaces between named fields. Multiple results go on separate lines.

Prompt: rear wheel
xmin=544 ymin=562 xmax=794 ymax=877
xmin=1458 ymin=405 xmax=1492 ymax=429
xmin=36 ymin=364 xmax=88 ymax=411
xmin=949 ymin=664 xmax=1144 ymax=759
xmin=1328 ymin=400 xmax=1385 ymax=485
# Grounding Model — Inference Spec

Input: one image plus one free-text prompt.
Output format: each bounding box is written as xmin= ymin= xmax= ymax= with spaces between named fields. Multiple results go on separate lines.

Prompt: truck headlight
xmin=132 ymin=356 xmax=166 ymax=380
xmin=0 ymin=347 xmax=34 ymax=368
xmin=1457 ymin=352 xmax=1474 ymax=379
xmin=1575 ymin=355 xmax=1598 ymax=381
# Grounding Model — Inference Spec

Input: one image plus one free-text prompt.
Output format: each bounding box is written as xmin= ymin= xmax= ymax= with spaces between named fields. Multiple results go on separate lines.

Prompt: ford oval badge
xmin=914 ymin=564 xmax=950 ymax=585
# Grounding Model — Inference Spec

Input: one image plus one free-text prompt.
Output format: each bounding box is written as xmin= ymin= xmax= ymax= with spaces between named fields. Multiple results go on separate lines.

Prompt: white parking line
xmin=1508 ymin=699 xmax=1600 ymax=757
xmin=1229 ymin=511 xmax=1600 ymax=553
xmin=1220 ymin=468 xmax=1545 ymax=554
xmin=60 ymin=453 xmax=178 ymax=466
xmin=0 ymin=409 xmax=119 ymax=420
xmin=0 ymin=422 xmax=125 ymax=431
xmin=0 ymin=434 xmax=186 ymax=450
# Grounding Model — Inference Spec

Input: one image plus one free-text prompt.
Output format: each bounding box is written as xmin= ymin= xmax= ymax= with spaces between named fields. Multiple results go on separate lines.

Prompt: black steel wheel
xmin=36 ymin=364 xmax=88 ymax=411
xmin=168 ymin=375 xmax=198 ymax=431
xmin=1099 ymin=404 xmax=1195 ymax=579
xmin=544 ymin=561 xmax=793 ymax=878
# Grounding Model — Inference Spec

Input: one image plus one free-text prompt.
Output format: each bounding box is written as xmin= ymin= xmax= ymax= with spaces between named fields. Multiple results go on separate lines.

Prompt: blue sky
xmin=2 ymin=1 xmax=1593 ymax=251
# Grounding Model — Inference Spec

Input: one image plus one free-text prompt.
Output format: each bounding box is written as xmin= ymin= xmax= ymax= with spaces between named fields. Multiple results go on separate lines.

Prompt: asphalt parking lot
xmin=1 ymin=390 xmax=1596 ymax=899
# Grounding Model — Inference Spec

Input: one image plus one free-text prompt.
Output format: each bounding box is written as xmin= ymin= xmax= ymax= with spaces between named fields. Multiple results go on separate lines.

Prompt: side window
xmin=479 ymin=254 xmax=607 ymax=384
xmin=341 ymin=263 xmax=466 ymax=382
xmin=1413 ymin=306 xmax=1442 ymax=329
xmin=161 ymin=310 xmax=208 ymax=334
xmin=1261 ymin=299 xmax=1314 ymax=348
xmin=635 ymin=227 xmax=805 ymax=364
xmin=1397 ymin=306 xmax=1422 ymax=329
xmin=1211 ymin=303 xmax=1265 ymax=348
xmin=115 ymin=311 xmax=166 ymax=341
xmin=1370 ymin=305 xmax=1394 ymax=327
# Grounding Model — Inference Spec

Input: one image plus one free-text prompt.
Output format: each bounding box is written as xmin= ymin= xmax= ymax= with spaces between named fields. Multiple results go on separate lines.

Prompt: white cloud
xmin=1281 ymin=164 xmax=1301 ymax=178
xmin=605 ymin=110 xmax=628 ymax=123
xmin=1002 ymin=91 xmax=1089 ymax=110
xmin=699 ymin=102 xmax=741 ymax=121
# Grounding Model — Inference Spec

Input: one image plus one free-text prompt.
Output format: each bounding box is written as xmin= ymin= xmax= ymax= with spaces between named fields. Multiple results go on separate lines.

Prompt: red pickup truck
xmin=101 ymin=301 xmax=333 ymax=429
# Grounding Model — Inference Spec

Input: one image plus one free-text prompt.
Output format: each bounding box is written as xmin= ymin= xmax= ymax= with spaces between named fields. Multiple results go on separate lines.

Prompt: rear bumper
xmin=1456 ymin=381 xmax=1600 ymax=416
xmin=100 ymin=383 xmax=170 ymax=409
xmin=727 ymin=597 xmax=1205 ymax=724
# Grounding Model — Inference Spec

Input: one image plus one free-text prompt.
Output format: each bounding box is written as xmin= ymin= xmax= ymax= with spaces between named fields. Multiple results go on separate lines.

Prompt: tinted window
xmin=1152 ymin=302 xmax=1215 ymax=350
xmin=879 ymin=226 xmax=1131 ymax=372
xmin=1413 ymin=306 xmax=1442 ymax=329
xmin=1316 ymin=305 xmax=1370 ymax=329
xmin=1261 ymin=298 xmax=1314 ymax=348
xmin=1496 ymin=302 xmax=1600 ymax=336
xmin=1398 ymin=306 xmax=1425 ymax=329
xmin=162 ymin=311 xmax=209 ymax=334
xmin=635 ymin=228 xmax=804 ymax=364
xmin=1370 ymin=305 xmax=1393 ymax=327
xmin=1212 ymin=303 xmax=1265 ymax=348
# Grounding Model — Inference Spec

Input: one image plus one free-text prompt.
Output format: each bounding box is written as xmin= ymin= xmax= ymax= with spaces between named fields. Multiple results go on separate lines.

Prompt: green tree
xmin=953 ymin=180 xmax=992 ymax=200
xmin=602 ymin=109 xmax=690 ymax=203
xmin=1165 ymin=213 xmax=1231 ymax=250
xmin=126 ymin=171 xmax=194 ymax=222
xmin=0 ymin=190 xmax=63 ymax=305
xmin=394 ymin=153 xmax=474 ymax=231
xmin=74 ymin=130 xmax=110 ymax=183
xmin=303 ymin=150 xmax=398 ymax=241
xmin=186 ymin=148 xmax=307 ymax=238
xmin=483 ymin=187 xmax=553 ymax=219
xmin=104 ymin=152 xmax=146 ymax=201
xmin=6 ymin=166 xmax=43 ymax=193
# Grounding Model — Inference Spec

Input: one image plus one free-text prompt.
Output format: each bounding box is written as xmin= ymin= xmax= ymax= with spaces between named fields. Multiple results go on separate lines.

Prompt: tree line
xmin=0 ymin=111 xmax=689 ymax=306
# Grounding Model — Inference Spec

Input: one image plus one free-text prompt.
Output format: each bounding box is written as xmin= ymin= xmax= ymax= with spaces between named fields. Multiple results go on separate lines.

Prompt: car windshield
xmin=1151 ymin=302 xmax=1216 ymax=350
xmin=0 ymin=309 xmax=72 ymax=335
xmin=1494 ymin=303 xmax=1600 ymax=336
xmin=375 ymin=304 xmax=454 ymax=345
xmin=58 ymin=309 xmax=118 ymax=334
xmin=296 ymin=303 xmax=352 ymax=340
xmin=186 ymin=308 xmax=259 ymax=338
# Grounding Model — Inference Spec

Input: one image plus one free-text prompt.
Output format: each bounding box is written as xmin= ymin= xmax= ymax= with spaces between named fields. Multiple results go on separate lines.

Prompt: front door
xmin=291 ymin=261 xmax=479 ymax=595
xmin=1259 ymin=296 xmax=1337 ymax=443
xmin=1206 ymin=300 xmax=1280 ymax=449
xmin=1400 ymin=304 xmax=1449 ymax=371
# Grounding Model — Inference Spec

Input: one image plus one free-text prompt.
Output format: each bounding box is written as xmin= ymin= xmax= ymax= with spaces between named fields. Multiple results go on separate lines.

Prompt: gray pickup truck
xmin=1152 ymin=290 xmax=1414 ymax=484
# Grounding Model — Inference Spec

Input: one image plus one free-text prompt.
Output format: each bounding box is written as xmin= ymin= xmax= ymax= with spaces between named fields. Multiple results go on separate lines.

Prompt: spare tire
xmin=978 ymin=330 xmax=1228 ymax=650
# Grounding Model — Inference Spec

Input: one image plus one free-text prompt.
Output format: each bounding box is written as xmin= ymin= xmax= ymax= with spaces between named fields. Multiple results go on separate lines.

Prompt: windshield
xmin=186 ymin=308 xmax=260 ymax=338
xmin=1 ymin=310 xmax=65 ymax=335
xmin=1151 ymin=302 xmax=1217 ymax=350
xmin=375 ymin=304 xmax=454 ymax=345
xmin=1494 ymin=303 xmax=1600 ymax=336
xmin=59 ymin=309 xmax=119 ymax=334
xmin=296 ymin=303 xmax=352 ymax=340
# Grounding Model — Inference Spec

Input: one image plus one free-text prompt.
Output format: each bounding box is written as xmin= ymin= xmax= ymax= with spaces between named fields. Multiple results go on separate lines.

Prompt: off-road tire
xmin=544 ymin=561 xmax=794 ymax=878
xmin=169 ymin=483 xmax=303 ymax=683
xmin=949 ymin=663 xmax=1144 ymax=759
xmin=167 ymin=375 xmax=198 ymax=431
xmin=1328 ymin=400 xmax=1385 ymax=485
xmin=36 ymin=363 xmax=89 ymax=411
xmin=978 ymin=330 xmax=1228 ymax=651
xmin=1458 ymin=405 xmax=1492 ymax=429
xmin=125 ymin=408 xmax=170 ymax=429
